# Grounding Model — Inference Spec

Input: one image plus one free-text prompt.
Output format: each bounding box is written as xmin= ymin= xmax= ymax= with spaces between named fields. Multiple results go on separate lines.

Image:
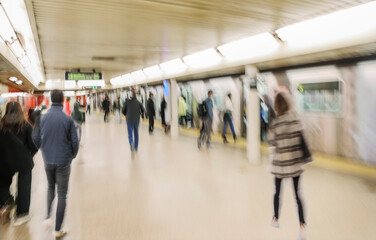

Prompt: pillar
xmin=245 ymin=65 xmax=261 ymax=164
xmin=170 ymin=79 xmax=179 ymax=139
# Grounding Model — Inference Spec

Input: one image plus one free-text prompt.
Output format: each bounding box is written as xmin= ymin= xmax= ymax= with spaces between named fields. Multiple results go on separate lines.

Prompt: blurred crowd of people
xmin=0 ymin=88 xmax=311 ymax=240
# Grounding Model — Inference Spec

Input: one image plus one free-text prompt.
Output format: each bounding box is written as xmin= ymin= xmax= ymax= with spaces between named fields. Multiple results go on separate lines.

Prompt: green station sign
xmin=65 ymin=72 xmax=102 ymax=80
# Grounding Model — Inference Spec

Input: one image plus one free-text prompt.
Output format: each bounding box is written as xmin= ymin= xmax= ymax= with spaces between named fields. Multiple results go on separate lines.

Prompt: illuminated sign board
xmin=65 ymin=72 xmax=102 ymax=80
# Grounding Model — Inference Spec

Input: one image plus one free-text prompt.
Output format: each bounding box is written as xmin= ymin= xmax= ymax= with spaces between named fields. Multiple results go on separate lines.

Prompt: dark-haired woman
xmin=268 ymin=92 xmax=311 ymax=240
xmin=0 ymin=101 xmax=38 ymax=226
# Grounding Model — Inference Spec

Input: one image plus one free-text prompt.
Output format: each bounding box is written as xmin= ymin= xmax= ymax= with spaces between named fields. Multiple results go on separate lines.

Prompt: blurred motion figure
xmin=268 ymin=91 xmax=312 ymax=240
xmin=33 ymin=90 xmax=79 ymax=239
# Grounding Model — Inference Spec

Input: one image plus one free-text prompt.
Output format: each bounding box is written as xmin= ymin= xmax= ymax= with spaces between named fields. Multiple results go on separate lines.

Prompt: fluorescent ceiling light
xmin=183 ymin=48 xmax=222 ymax=69
xmin=143 ymin=65 xmax=163 ymax=79
xmin=276 ymin=1 xmax=376 ymax=48
xmin=110 ymin=76 xmax=122 ymax=86
xmin=131 ymin=70 xmax=146 ymax=83
xmin=218 ymin=33 xmax=280 ymax=60
xmin=0 ymin=6 xmax=16 ymax=43
xmin=64 ymin=81 xmax=76 ymax=89
xmin=77 ymin=80 xmax=105 ymax=88
xmin=160 ymin=58 xmax=187 ymax=75
xmin=10 ymin=40 xmax=26 ymax=59
xmin=16 ymin=80 xmax=22 ymax=85
xmin=9 ymin=76 xmax=18 ymax=82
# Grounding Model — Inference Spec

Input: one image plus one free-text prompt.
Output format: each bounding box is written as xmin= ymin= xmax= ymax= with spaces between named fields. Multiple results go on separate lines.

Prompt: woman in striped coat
xmin=268 ymin=91 xmax=311 ymax=240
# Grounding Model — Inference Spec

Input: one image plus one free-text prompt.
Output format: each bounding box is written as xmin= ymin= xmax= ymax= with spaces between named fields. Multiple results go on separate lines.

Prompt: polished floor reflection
xmin=1 ymin=114 xmax=376 ymax=240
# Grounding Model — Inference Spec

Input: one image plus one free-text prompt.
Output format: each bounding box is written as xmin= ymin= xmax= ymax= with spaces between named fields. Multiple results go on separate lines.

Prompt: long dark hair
xmin=0 ymin=101 xmax=27 ymax=133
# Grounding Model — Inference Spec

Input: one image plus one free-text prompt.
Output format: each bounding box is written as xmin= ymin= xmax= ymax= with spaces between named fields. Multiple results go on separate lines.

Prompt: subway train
xmin=1 ymin=60 xmax=375 ymax=165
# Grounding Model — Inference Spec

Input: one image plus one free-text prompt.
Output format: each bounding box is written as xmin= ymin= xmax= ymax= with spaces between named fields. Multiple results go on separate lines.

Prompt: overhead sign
xmin=65 ymin=72 xmax=102 ymax=80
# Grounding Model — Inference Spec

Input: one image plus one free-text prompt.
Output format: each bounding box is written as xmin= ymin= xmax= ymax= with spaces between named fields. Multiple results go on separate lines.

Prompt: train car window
xmin=296 ymin=81 xmax=341 ymax=113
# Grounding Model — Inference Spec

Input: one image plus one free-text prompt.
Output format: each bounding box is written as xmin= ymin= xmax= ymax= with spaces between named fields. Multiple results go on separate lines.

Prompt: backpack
xmin=197 ymin=101 xmax=207 ymax=117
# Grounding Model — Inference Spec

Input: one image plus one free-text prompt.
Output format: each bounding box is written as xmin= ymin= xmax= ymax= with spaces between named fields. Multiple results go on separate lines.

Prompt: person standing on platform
xmin=268 ymin=91 xmax=311 ymax=240
xmin=102 ymin=95 xmax=110 ymax=122
xmin=122 ymin=87 xmax=145 ymax=152
xmin=33 ymin=89 xmax=79 ymax=239
xmin=63 ymin=97 xmax=71 ymax=116
xmin=0 ymin=101 xmax=38 ymax=226
xmin=198 ymin=90 xmax=214 ymax=149
xmin=160 ymin=96 xmax=168 ymax=133
xmin=147 ymin=92 xmax=155 ymax=133
xmin=86 ymin=97 xmax=91 ymax=115
xmin=222 ymin=93 xmax=237 ymax=143
xmin=71 ymin=100 xmax=83 ymax=143
xmin=178 ymin=95 xmax=187 ymax=126
xmin=113 ymin=96 xmax=122 ymax=123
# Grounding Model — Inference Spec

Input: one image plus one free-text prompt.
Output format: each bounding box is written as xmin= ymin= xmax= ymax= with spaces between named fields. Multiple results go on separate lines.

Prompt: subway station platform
xmin=1 ymin=114 xmax=376 ymax=240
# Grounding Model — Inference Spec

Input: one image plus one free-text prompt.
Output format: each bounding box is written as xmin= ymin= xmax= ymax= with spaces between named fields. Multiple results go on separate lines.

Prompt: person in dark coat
xmin=147 ymin=92 xmax=155 ymax=133
xmin=0 ymin=101 xmax=38 ymax=226
xmin=33 ymin=89 xmax=79 ymax=238
xmin=122 ymin=87 xmax=145 ymax=152
xmin=102 ymin=95 xmax=110 ymax=122
xmin=160 ymin=96 xmax=168 ymax=133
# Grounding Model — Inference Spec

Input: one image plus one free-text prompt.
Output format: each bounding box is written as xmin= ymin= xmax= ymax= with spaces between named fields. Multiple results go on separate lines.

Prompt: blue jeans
xmin=45 ymin=164 xmax=71 ymax=231
xmin=223 ymin=114 xmax=236 ymax=139
xmin=127 ymin=121 xmax=139 ymax=150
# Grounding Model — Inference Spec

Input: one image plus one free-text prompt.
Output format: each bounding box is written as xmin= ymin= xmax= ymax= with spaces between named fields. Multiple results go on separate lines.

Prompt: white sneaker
xmin=13 ymin=214 xmax=31 ymax=226
xmin=43 ymin=218 xmax=53 ymax=228
xmin=54 ymin=229 xmax=68 ymax=239
xmin=298 ymin=227 xmax=307 ymax=240
xmin=270 ymin=218 xmax=280 ymax=228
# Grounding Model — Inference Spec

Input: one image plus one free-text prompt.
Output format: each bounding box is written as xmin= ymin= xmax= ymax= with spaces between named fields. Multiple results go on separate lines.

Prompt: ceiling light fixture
xmin=183 ymin=48 xmax=222 ymax=69
xmin=9 ymin=76 xmax=18 ymax=82
xmin=159 ymin=58 xmax=187 ymax=75
xmin=16 ymin=80 xmax=22 ymax=85
xmin=131 ymin=70 xmax=146 ymax=83
xmin=275 ymin=1 xmax=376 ymax=48
xmin=217 ymin=33 xmax=280 ymax=61
xmin=143 ymin=65 xmax=163 ymax=79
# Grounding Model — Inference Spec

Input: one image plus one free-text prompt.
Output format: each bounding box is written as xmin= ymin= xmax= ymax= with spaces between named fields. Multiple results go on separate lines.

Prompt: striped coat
xmin=268 ymin=111 xmax=311 ymax=178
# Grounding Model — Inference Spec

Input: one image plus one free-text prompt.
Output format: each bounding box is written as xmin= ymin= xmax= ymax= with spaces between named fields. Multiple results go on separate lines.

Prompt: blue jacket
xmin=205 ymin=97 xmax=214 ymax=119
xmin=33 ymin=103 xmax=79 ymax=165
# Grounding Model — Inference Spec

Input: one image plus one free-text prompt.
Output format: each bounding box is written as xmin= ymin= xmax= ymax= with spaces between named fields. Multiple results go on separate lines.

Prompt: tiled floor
xmin=1 ymin=114 xmax=376 ymax=240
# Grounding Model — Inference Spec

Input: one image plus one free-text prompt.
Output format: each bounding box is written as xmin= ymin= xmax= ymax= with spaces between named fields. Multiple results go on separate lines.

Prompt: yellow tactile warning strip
xmin=143 ymin=120 xmax=376 ymax=180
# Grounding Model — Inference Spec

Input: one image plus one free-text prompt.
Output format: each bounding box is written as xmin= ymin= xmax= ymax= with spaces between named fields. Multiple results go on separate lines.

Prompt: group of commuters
xmin=0 ymin=90 xmax=79 ymax=239
xmin=0 ymin=87 xmax=310 ymax=240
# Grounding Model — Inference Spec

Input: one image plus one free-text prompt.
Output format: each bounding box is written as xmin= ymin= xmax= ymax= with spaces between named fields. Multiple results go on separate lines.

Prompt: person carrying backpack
xmin=197 ymin=90 xmax=213 ymax=149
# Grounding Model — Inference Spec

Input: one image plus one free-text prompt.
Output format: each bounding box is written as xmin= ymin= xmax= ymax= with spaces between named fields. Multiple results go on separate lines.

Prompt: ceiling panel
xmin=30 ymin=0 xmax=373 ymax=83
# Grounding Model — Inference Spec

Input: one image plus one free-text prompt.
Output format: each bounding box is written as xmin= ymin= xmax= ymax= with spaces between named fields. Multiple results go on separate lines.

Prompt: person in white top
xmin=222 ymin=93 xmax=237 ymax=143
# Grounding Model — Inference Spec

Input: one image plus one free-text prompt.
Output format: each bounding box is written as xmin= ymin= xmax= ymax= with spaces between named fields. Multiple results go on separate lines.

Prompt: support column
xmin=245 ymin=65 xmax=261 ymax=164
xmin=170 ymin=79 xmax=179 ymax=139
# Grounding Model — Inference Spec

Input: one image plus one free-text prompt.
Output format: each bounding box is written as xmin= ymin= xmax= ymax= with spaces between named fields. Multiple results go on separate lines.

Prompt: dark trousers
xmin=0 ymin=175 xmax=12 ymax=208
xmin=127 ymin=121 xmax=139 ymax=151
xmin=273 ymin=176 xmax=305 ymax=224
xmin=149 ymin=117 xmax=154 ymax=132
xmin=86 ymin=105 xmax=90 ymax=115
xmin=179 ymin=116 xmax=187 ymax=126
xmin=45 ymin=164 xmax=71 ymax=231
xmin=16 ymin=170 xmax=32 ymax=216
xmin=104 ymin=110 xmax=109 ymax=122
xmin=198 ymin=117 xmax=212 ymax=146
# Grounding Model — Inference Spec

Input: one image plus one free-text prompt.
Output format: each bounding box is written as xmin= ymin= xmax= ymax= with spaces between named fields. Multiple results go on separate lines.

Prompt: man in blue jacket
xmin=33 ymin=89 xmax=79 ymax=239
xmin=198 ymin=90 xmax=214 ymax=149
